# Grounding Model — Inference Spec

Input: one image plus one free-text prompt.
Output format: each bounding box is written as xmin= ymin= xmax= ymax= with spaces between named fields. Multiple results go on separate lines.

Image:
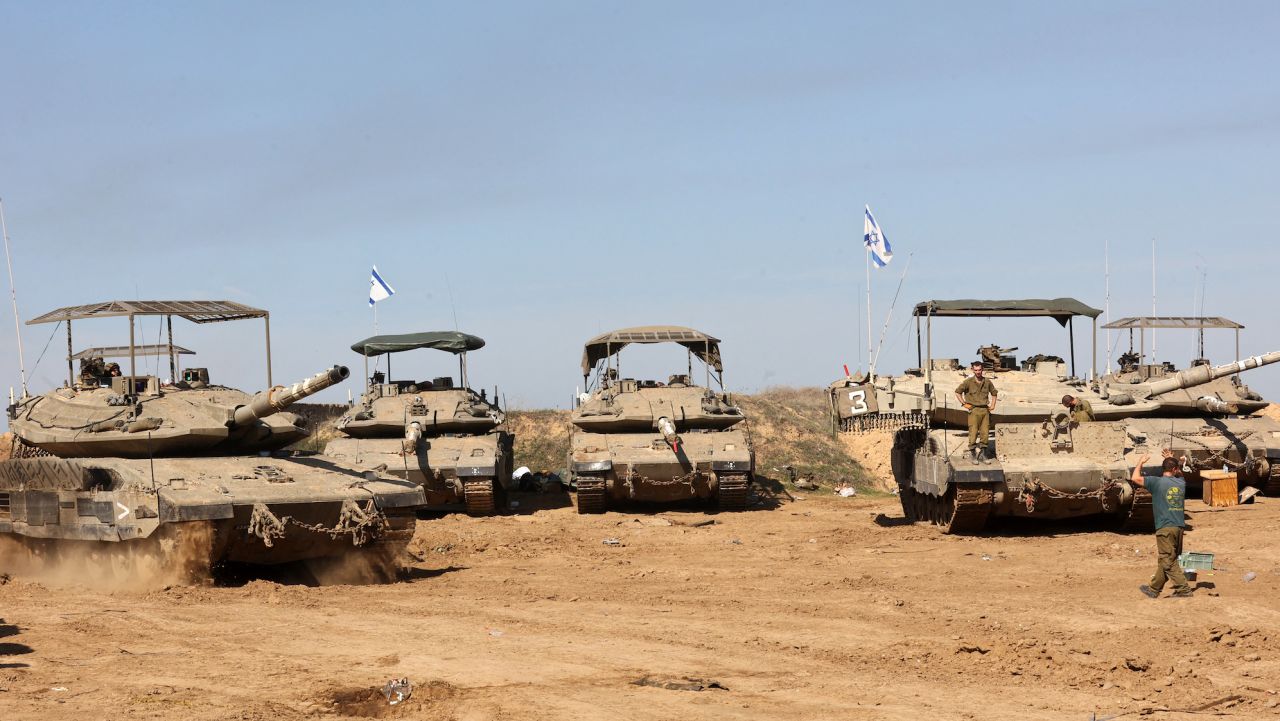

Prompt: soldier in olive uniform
xmin=955 ymin=361 xmax=998 ymax=464
xmin=1061 ymin=394 xmax=1095 ymax=423
xmin=1132 ymin=450 xmax=1193 ymax=598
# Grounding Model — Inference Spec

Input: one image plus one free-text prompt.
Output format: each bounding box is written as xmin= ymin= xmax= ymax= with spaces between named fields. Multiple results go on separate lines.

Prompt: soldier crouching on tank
xmin=1132 ymin=449 xmax=1193 ymax=599
xmin=1061 ymin=394 xmax=1095 ymax=423
xmin=955 ymin=360 xmax=998 ymax=464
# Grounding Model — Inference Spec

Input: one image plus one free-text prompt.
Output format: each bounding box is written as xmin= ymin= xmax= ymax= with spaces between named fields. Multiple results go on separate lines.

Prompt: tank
xmin=1099 ymin=316 xmax=1280 ymax=495
xmin=323 ymin=331 xmax=515 ymax=515
xmin=830 ymin=298 xmax=1280 ymax=533
xmin=0 ymin=300 xmax=426 ymax=578
xmin=568 ymin=326 xmax=754 ymax=513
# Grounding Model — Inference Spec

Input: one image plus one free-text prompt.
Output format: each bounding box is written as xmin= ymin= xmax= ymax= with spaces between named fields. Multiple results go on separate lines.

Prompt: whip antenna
xmin=871 ymin=253 xmax=913 ymax=373
xmin=1 ymin=198 xmax=29 ymax=398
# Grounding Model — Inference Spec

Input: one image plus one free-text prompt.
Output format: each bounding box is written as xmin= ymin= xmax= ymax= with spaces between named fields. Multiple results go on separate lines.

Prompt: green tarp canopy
xmin=582 ymin=325 xmax=722 ymax=376
xmin=913 ymin=298 xmax=1102 ymax=326
xmin=351 ymin=331 xmax=485 ymax=356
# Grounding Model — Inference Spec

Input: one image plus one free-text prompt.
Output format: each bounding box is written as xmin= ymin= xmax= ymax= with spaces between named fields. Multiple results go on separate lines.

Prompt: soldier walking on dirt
xmin=1132 ymin=450 xmax=1193 ymax=599
xmin=1061 ymin=394 xmax=1095 ymax=423
xmin=955 ymin=361 xmax=997 ymax=464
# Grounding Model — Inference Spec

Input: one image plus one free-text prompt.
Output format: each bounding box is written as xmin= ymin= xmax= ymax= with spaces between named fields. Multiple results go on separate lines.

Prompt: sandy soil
xmin=2 ymin=492 xmax=1279 ymax=721
xmin=838 ymin=430 xmax=897 ymax=492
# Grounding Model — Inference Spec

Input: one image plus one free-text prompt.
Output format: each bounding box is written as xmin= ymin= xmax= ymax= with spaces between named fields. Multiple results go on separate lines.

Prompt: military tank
xmin=568 ymin=326 xmax=754 ymax=513
xmin=1 ymin=300 xmax=426 ymax=578
xmin=323 ymin=331 xmax=514 ymax=515
xmin=1100 ymin=316 xmax=1280 ymax=495
xmin=830 ymin=298 xmax=1280 ymax=533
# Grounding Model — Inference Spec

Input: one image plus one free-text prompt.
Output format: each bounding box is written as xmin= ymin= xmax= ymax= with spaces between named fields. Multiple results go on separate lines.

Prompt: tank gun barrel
xmin=232 ymin=365 xmax=350 ymax=427
xmin=1195 ymin=396 xmax=1239 ymax=414
xmin=657 ymin=416 xmax=682 ymax=453
xmin=1142 ymin=351 xmax=1280 ymax=397
xmin=404 ymin=421 xmax=423 ymax=447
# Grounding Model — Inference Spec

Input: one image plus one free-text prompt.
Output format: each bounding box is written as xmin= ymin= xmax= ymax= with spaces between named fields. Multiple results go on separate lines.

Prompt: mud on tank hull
xmin=0 ymin=454 xmax=425 ymax=576
xmin=890 ymin=425 xmax=1153 ymax=534
xmin=324 ymin=432 xmax=514 ymax=516
xmin=568 ymin=429 xmax=753 ymax=513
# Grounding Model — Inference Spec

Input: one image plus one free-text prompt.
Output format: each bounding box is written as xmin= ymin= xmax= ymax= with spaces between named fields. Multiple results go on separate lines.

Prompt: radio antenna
xmin=1 ymin=198 xmax=29 ymax=398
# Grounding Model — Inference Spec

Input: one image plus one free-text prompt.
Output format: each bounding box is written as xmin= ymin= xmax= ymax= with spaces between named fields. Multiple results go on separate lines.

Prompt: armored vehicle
xmin=830 ymin=298 xmax=1280 ymax=533
xmin=1099 ymin=316 xmax=1280 ymax=495
xmin=323 ymin=331 xmax=514 ymax=515
xmin=1 ymin=300 xmax=426 ymax=576
xmin=568 ymin=326 xmax=754 ymax=513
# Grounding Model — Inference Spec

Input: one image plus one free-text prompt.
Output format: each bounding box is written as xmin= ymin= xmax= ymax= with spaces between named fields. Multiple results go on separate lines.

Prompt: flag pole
xmin=866 ymin=244 xmax=873 ymax=381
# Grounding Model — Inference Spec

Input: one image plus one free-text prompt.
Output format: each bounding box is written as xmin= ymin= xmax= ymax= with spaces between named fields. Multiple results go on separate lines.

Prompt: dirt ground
xmin=2 ymin=489 xmax=1278 ymax=721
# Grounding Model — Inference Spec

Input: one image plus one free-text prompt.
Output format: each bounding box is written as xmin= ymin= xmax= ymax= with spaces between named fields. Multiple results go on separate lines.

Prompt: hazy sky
xmin=2 ymin=1 xmax=1279 ymax=415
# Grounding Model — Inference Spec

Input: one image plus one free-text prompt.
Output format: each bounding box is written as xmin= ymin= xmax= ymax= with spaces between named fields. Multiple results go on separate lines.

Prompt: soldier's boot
xmin=970 ymin=448 xmax=983 ymax=464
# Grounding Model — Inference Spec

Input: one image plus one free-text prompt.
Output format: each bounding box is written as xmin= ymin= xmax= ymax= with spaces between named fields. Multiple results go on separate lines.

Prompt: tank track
xmin=1119 ymin=486 xmax=1154 ymax=533
xmin=462 ymin=479 xmax=496 ymax=516
xmin=575 ymin=476 xmax=607 ymax=514
xmin=943 ymin=487 xmax=993 ymax=534
xmin=716 ymin=473 xmax=750 ymax=511
xmin=901 ymin=486 xmax=991 ymax=534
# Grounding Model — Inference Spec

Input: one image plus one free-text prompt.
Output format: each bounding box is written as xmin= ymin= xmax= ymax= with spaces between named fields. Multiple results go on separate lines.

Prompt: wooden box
xmin=1200 ymin=470 xmax=1238 ymax=507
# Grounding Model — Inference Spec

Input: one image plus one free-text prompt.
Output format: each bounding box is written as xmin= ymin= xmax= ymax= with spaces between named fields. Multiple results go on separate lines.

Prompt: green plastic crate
xmin=1178 ymin=552 xmax=1214 ymax=570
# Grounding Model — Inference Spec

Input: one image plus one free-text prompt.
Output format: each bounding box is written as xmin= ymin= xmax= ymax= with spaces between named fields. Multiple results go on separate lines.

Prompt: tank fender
xmin=158 ymin=495 xmax=234 ymax=522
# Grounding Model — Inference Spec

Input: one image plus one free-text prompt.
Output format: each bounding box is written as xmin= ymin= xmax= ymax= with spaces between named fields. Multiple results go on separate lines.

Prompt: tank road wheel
xmin=575 ymin=475 xmax=607 ymax=514
xmin=463 ymin=479 xmax=496 ymax=516
xmin=716 ymin=473 xmax=751 ymax=512
xmin=913 ymin=492 xmax=928 ymax=522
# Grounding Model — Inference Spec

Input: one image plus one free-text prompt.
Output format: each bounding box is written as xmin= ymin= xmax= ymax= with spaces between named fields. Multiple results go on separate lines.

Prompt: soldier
xmin=1061 ymin=394 xmax=1095 ymax=423
xmin=955 ymin=360 xmax=998 ymax=464
xmin=1132 ymin=450 xmax=1193 ymax=599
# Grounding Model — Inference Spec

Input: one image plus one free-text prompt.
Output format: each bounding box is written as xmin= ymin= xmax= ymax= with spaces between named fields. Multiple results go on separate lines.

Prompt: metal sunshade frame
xmin=1102 ymin=316 xmax=1245 ymax=379
xmin=28 ymin=300 xmax=271 ymax=388
xmin=912 ymin=298 xmax=1101 ymax=400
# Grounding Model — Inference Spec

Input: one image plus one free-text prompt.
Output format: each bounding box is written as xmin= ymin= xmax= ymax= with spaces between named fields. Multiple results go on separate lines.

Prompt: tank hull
xmin=324 ymin=432 xmax=515 ymax=515
xmin=569 ymin=429 xmax=753 ymax=512
xmin=1121 ymin=415 xmax=1280 ymax=495
xmin=0 ymin=454 xmax=425 ymax=569
xmin=892 ymin=425 xmax=1150 ymax=533
xmin=9 ymin=385 xmax=309 ymax=457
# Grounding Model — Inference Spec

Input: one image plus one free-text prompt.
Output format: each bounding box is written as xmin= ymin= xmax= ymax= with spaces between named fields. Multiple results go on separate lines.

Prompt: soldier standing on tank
xmin=1061 ymin=394 xmax=1095 ymax=423
xmin=955 ymin=360 xmax=998 ymax=464
xmin=1132 ymin=450 xmax=1193 ymax=599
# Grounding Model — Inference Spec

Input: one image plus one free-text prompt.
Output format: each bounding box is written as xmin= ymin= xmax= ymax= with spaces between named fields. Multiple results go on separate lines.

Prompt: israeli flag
xmin=863 ymin=205 xmax=893 ymax=267
xmin=368 ymin=266 xmax=395 ymax=307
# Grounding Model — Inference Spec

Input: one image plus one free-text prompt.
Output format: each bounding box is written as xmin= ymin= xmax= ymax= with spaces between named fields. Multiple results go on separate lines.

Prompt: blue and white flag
xmin=368 ymin=266 xmax=396 ymax=307
xmin=863 ymin=205 xmax=893 ymax=267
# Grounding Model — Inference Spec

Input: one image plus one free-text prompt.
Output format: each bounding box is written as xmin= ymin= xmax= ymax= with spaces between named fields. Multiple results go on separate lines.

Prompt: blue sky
xmin=2 ymin=1 xmax=1279 ymax=413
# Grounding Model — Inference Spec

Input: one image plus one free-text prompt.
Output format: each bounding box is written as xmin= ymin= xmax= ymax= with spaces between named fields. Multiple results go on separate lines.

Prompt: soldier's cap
xmin=1061 ymin=394 xmax=1075 ymax=405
